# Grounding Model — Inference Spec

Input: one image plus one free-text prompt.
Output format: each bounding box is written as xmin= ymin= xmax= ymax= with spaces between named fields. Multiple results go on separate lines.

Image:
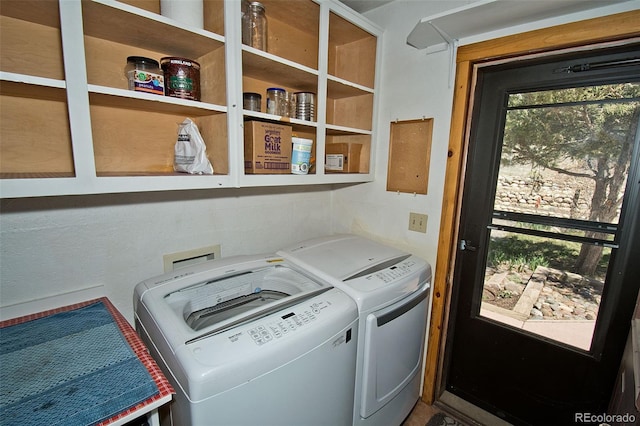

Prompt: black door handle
xmin=459 ymin=239 xmax=477 ymax=251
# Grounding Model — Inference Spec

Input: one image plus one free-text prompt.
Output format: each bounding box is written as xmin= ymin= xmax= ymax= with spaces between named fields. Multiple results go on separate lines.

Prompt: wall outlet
xmin=409 ymin=212 xmax=428 ymax=233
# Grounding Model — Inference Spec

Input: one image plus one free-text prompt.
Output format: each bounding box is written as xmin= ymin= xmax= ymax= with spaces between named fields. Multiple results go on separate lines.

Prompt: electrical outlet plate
xmin=409 ymin=212 xmax=428 ymax=233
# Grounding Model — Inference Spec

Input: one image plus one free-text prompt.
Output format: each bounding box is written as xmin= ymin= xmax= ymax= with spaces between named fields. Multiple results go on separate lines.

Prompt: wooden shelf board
xmin=96 ymin=171 xmax=228 ymax=177
xmin=0 ymin=172 xmax=75 ymax=179
xmin=327 ymin=75 xmax=373 ymax=98
xmin=326 ymin=124 xmax=371 ymax=136
xmin=242 ymin=49 xmax=318 ymax=92
xmin=88 ymin=86 xmax=226 ymax=116
xmin=0 ymin=77 xmax=66 ymax=101
xmin=329 ymin=10 xmax=374 ymax=45
xmin=0 ymin=0 xmax=60 ymax=28
xmin=242 ymin=113 xmax=318 ymax=131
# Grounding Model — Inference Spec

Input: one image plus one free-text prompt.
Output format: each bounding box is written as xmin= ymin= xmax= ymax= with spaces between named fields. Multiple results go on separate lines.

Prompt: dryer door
xmin=360 ymin=285 xmax=430 ymax=418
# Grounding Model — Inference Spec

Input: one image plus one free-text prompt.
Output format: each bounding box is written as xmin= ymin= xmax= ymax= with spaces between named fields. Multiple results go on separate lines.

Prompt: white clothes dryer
xmin=134 ymin=254 xmax=358 ymax=426
xmin=278 ymin=235 xmax=432 ymax=426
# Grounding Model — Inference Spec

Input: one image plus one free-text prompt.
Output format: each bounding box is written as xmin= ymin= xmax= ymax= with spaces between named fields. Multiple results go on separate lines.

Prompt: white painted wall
xmin=332 ymin=0 xmax=640 ymax=275
xmin=0 ymin=187 xmax=334 ymax=322
xmin=331 ymin=1 xmax=469 ymax=268
xmin=1 ymin=0 xmax=636 ymax=325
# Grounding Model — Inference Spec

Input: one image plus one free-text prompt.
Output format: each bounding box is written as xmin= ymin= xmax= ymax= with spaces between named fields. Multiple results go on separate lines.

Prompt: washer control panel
xmin=241 ymin=301 xmax=327 ymax=346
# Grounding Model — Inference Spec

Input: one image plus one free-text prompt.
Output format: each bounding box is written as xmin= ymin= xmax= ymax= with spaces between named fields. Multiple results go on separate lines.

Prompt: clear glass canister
xmin=266 ymin=88 xmax=287 ymax=116
xmin=243 ymin=92 xmax=262 ymax=112
xmin=242 ymin=1 xmax=267 ymax=51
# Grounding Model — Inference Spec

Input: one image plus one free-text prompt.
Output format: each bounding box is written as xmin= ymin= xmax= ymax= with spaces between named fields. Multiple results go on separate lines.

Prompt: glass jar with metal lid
xmin=242 ymin=1 xmax=267 ymax=51
xmin=266 ymin=88 xmax=287 ymax=116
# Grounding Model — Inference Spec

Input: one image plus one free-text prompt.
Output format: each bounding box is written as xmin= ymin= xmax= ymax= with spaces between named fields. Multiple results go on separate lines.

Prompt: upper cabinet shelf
xmin=242 ymin=48 xmax=319 ymax=92
xmin=406 ymin=0 xmax=634 ymax=52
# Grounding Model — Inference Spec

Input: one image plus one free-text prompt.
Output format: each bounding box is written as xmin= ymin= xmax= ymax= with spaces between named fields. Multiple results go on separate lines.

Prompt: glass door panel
xmin=478 ymin=82 xmax=640 ymax=350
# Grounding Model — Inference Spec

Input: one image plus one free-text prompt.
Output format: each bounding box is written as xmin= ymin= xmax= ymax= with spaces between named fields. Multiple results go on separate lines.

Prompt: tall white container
xmin=160 ymin=0 xmax=203 ymax=29
xmin=291 ymin=137 xmax=313 ymax=175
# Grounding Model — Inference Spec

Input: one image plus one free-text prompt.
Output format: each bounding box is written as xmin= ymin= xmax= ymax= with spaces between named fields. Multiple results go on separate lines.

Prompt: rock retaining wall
xmin=494 ymin=175 xmax=592 ymax=219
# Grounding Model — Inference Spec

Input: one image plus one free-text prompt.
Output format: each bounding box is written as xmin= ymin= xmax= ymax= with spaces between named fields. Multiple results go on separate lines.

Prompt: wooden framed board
xmin=386 ymin=118 xmax=433 ymax=194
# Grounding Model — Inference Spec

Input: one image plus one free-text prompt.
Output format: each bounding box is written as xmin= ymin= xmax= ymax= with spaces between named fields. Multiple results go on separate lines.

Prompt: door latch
xmin=459 ymin=239 xmax=477 ymax=251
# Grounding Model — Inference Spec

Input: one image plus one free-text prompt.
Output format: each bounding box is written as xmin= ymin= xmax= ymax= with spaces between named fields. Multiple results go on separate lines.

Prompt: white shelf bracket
xmin=427 ymin=22 xmax=458 ymax=89
xmin=429 ymin=21 xmax=454 ymax=47
xmin=448 ymin=39 xmax=459 ymax=89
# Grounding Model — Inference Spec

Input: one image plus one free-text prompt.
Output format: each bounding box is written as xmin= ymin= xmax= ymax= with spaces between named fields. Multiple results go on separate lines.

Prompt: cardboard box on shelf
xmin=325 ymin=143 xmax=362 ymax=173
xmin=244 ymin=121 xmax=292 ymax=174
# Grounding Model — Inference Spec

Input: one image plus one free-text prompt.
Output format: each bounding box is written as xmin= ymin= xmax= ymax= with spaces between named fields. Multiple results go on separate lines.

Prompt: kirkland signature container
xmin=161 ymin=57 xmax=201 ymax=101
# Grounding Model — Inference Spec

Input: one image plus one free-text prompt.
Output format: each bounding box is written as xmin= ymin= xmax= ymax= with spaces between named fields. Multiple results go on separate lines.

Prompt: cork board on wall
xmin=386 ymin=118 xmax=433 ymax=194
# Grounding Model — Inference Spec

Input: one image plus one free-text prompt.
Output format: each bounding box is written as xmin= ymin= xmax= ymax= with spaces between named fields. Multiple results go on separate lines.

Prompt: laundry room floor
xmin=403 ymin=400 xmax=470 ymax=426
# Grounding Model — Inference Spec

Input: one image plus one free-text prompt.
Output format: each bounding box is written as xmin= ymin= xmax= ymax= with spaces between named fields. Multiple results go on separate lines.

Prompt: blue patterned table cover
xmin=0 ymin=300 xmax=161 ymax=426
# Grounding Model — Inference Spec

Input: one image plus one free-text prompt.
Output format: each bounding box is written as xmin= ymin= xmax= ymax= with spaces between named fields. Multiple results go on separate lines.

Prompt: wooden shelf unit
xmin=324 ymin=10 xmax=376 ymax=174
xmin=0 ymin=0 xmax=382 ymax=197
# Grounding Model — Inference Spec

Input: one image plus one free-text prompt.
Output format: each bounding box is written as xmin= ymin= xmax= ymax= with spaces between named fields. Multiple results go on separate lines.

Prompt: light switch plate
xmin=409 ymin=212 xmax=428 ymax=233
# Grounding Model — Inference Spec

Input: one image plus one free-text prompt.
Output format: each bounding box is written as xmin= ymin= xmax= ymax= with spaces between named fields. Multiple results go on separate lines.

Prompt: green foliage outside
xmin=502 ymin=82 xmax=639 ymax=276
xmin=487 ymin=234 xmax=610 ymax=281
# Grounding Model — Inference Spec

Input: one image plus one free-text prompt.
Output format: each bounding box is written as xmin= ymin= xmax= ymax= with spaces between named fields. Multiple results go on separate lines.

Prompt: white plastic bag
xmin=173 ymin=118 xmax=214 ymax=174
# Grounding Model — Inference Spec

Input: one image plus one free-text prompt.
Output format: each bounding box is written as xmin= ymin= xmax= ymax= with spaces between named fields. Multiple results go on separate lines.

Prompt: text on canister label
xmin=127 ymin=70 xmax=164 ymax=95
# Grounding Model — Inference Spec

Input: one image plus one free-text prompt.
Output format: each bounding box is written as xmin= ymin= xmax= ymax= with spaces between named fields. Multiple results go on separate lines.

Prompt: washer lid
xmin=165 ymin=265 xmax=326 ymax=334
xmin=167 ymin=264 xmax=325 ymax=334
xmin=135 ymin=256 xmax=332 ymax=348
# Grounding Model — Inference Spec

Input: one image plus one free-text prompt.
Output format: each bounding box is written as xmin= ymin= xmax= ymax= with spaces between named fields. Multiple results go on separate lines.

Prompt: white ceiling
xmin=339 ymin=0 xmax=395 ymax=13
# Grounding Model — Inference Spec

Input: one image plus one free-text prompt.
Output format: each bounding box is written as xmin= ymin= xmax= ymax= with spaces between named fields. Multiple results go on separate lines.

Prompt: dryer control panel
xmin=370 ymin=258 xmax=419 ymax=284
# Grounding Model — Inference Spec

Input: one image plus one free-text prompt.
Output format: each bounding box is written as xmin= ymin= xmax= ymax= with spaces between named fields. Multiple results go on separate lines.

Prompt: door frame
xmin=423 ymin=9 xmax=640 ymax=405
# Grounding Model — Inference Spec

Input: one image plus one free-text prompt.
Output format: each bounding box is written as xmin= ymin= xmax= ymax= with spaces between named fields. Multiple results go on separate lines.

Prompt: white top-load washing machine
xmin=134 ymin=254 xmax=359 ymax=426
xmin=278 ymin=235 xmax=432 ymax=426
